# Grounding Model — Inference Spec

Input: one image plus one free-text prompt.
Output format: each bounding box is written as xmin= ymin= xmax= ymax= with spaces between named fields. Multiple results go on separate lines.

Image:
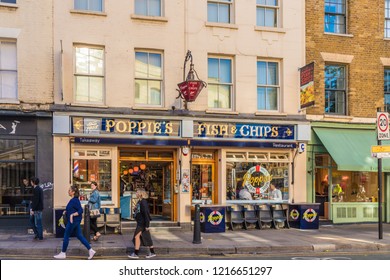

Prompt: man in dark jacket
xmin=30 ymin=177 xmax=43 ymax=240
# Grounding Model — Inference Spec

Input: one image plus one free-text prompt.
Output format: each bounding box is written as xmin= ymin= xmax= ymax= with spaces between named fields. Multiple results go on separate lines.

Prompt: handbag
xmin=90 ymin=209 xmax=101 ymax=219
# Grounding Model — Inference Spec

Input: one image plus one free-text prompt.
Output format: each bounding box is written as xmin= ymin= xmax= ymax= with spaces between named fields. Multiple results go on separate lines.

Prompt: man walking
xmin=30 ymin=177 xmax=43 ymax=241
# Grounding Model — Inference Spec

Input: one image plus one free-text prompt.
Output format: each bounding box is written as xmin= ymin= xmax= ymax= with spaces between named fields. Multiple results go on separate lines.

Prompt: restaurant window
xmin=135 ymin=51 xmax=163 ymax=106
xmin=0 ymin=40 xmax=17 ymax=100
xmin=256 ymin=0 xmax=279 ymax=27
xmin=325 ymin=65 xmax=346 ymax=115
xmin=74 ymin=45 xmax=104 ymax=104
xmin=208 ymin=56 xmax=233 ymax=109
xmin=324 ymin=0 xmax=346 ymax=34
xmin=0 ymin=139 xmax=36 ymax=216
xmin=207 ymin=0 xmax=233 ymax=24
xmin=226 ymin=157 xmax=289 ymax=201
xmin=74 ymin=0 xmax=103 ymax=12
xmin=135 ymin=0 xmax=162 ymax=16
xmin=72 ymin=149 xmax=112 ymax=202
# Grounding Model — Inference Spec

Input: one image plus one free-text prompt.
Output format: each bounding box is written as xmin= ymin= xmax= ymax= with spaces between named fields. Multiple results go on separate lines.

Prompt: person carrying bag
xmin=88 ymin=181 xmax=102 ymax=241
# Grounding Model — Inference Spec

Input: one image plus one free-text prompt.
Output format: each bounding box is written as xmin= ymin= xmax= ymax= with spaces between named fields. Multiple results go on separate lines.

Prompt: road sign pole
xmin=377 ymin=109 xmax=384 ymax=240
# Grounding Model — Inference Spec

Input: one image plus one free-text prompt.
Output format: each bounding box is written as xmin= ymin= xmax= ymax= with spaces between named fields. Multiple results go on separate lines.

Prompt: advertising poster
xmin=299 ymin=62 xmax=315 ymax=109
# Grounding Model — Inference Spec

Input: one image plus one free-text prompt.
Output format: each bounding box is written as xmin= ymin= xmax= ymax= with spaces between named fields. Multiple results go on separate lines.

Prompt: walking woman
xmin=54 ymin=185 xmax=96 ymax=259
xmin=128 ymin=188 xmax=156 ymax=259
xmin=88 ymin=181 xmax=101 ymax=241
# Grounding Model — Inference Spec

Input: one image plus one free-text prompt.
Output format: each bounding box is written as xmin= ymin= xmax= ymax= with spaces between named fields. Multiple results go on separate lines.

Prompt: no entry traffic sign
xmin=377 ymin=112 xmax=390 ymax=140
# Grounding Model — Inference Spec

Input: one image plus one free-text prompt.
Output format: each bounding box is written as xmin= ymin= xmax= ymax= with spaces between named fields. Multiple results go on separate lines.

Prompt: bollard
xmin=83 ymin=205 xmax=91 ymax=243
xmin=193 ymin=204 xmax=202 ymax=244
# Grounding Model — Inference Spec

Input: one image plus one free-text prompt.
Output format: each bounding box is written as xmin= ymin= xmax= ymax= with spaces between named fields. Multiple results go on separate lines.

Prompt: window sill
xmin=324 ymin=32 xmax=354 ymax=38
xmin=323 ymin=114 xmax=353 ymax=120
xmin=254 ymin=26 xmax=286 ymax=34
xmin=384 ymin=37 xmax=390 ymax=41
xmin=0 ymin=99 xmax=20 ymax=104
xmin=70 ymin=103 xmax=108 ymax=108
xmin=0 ymin=3 xmax=18 ymax=10
xmin=132 ymin=106 xmax=169 ymax=111
xmin=205 ymin=109 xmax=239 ymax=115
xmin=70 ymin=9 xmax=107 ymax=17
xmin=205 ymin=22 xmax=239 ymax=30
xmin=130 ymin=14 xmax=168 ymax=23
xmin=255 ymin=111 xmax=287 ymax=117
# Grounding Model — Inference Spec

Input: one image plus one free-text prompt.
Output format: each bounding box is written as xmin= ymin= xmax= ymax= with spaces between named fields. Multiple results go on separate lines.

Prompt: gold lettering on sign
xmin=104 ymin=120 xmax=173 ymax=135
xmin=243 ymin=173 xmax=273 ymax=187
xmin=198 ymin=123 xmax=229 ymax=136
xmin=271 ymin=127 xmax=279 ymax=137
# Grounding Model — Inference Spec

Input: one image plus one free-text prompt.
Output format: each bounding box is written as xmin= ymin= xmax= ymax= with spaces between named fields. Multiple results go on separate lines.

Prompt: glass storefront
xmin=0 ymin=139 xmax=36 ymax=216
xmin=225 ymin=152 xmax=290 ymax=201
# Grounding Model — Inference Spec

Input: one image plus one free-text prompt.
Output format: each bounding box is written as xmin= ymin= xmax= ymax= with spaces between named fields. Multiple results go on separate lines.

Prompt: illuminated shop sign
xmin=194 ymin=122 xmax=295 ymax=140
xmin=71 ymin=117 xmax=181 ymax=137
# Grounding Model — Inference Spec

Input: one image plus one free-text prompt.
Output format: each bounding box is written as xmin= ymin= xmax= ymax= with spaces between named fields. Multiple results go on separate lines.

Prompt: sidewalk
xmin=1 ymin=223 xmax=390 ymax=259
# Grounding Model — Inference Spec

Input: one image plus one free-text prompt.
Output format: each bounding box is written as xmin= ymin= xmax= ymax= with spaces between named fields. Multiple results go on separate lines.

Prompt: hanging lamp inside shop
xmin=140 ymin=163 xmax=146 ymax=170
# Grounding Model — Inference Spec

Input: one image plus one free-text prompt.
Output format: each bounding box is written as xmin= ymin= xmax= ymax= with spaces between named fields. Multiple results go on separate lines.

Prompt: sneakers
xmin=88 ymin=249 xmax=96 ymax=260
xmin=128 ymin=253 xmax=139 ymax=259
xmin=145 ymin=253 xmax=156 ymax=259
xmin=53 ymin=252 xmax=66 ymax=259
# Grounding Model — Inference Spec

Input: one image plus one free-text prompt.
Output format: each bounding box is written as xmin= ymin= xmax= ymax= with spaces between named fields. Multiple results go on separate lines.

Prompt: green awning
xmin=313 ymin=127 xmax=390 ymax=172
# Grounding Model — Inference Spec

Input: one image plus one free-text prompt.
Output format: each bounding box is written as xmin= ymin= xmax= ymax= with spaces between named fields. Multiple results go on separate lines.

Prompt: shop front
xmin=53 ymin=114 xmax=309 ymax=227
xmin=308 ymin=123 xmax=390 ymax=223
xmin=0 ymin=115 xmax=53 ymax=230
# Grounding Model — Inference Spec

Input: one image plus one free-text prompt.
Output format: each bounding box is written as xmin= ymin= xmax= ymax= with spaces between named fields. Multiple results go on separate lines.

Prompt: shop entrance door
xmin=119 ymin=150 xmax=175 ymax=221
xmin=191 ymin=151 xmax=217 ymax=204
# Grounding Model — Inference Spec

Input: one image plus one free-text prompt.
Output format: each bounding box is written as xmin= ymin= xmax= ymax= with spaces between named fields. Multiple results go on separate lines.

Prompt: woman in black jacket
xmin=128 ymin=188 xmax=156 ymax=259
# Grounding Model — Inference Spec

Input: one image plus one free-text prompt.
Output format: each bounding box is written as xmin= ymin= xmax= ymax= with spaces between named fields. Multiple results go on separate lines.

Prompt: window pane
xmin=266 ymin=87 xmax=277 ymax=110
xmin=149 ymin=53 xmax=162 ymax=79
xmin=89 ymin=48 xmax=104 ymax=75
xmin=219 ymin=85 xmax=231 ymax=108
xmin=257 ymin=87 xmax=266 ymax=110
xmin=135 ymin=52 xmax=148 ymax=78
xmin=89 ymin=0 xmax=103 ymax=12
xmin=149 ymin=0 xmax=161 ymax=16
xmin=385 ymin=94 xmax=390 ymax=113
xmin=220 ymin=59 xmax=231 ymax=83
xmin=135 ymin=79 xmax=148 ymax=104
xmin=208 ymin=84 xmax=218 ymax=108
xmin=75 ymin=0 xmax=88 ymax=10
xmin=265 ymin=8 xmax=276 ymax=27
xmin=148 ymin=80 xmax=161 ymax=105
xmin=257 ymin=0 xmax=266 ymax=4
xmin=208 ymin=58 xmax=219 ymax=82
xmin=208 ymin=3 xmax=218 ymax=22
xmin=89 ymin=77 xmax=103 ymax=102
xmin=135 ymin=0 xmax=147 ymax=15
xmin=75 ymin=47 xmax=90 ymax=74
xmin=267 ymin=62 xmax=278 ymax=85
xmin=257 ymin=61 xmax=267 ymax=84
xmin=1 ymin=71 xmax=17 ymax=99
xmin=219 ymin=4 xmax=230 ymax=23
xmin=0 ymin=42 xmax=17 ymax=70
xmin=75 ymin=76 xmax=89 ymax=102
xmin=325 ymin=65 xmax=345 ymax=90
xmin=257 ymin=7 xmax=265 ymax=26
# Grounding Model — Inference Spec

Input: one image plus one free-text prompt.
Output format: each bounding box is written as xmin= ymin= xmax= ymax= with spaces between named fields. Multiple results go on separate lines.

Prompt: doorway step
xmin=121 ymin=220 xmax=186 ymax=234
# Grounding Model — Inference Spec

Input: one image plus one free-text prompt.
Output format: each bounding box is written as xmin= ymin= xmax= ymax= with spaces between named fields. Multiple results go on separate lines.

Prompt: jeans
xmin=30 ymin=211 xmax=43 ymax=240
xmin=62 ymin=220 xmax=91 ymax=253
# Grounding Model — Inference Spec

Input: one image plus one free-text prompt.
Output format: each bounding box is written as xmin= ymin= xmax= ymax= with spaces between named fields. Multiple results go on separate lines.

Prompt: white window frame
xmin=257 ymin=60 xmax=280 ymax=111
xmin=73 ymin=45 xmax=105 ymax=104
xmin=256 ymin=0 xmax=279 ymax=28
xmin=385 ymin=0 xmax=390 ymax=38
xmin=135 ymin=0 xmax=163 ymax=17
xmin=134 ymin=50 xmax=164 ymax=107
xmin=0 ymin=40 xmax=17 ymax=100
xmin=207 ymin=0 xmax=233 ymax=24
xmin=208 ymin=56 xmax=234 ymax=110
xmin=74 ymin=0 xmax=104 ymax=12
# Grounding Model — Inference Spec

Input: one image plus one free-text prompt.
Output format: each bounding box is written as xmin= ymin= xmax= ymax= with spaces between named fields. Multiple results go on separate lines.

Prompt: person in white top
xmin=269 ymin=183 xmax=282 ymax=201
xmin=239 ymin=187 xmax=253 ymax=200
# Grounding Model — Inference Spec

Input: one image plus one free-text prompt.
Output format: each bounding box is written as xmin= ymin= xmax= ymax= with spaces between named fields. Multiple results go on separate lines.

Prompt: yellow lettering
xmin=165 ymin=123 xmax=173 ymax=134
xmin=129 ymin=121 xmax=137 ymax=132
xmin=138 ymin=121 xmax=147 ymax=133
xmin=116 ymin=121 xmax=127 ymax=133
xmin=105 ymin=120 xmax=115 ymax=132
xmin=271 ymin=127 xmax=279 ymax=137
xmin=154 ymin=122 xmax=161 ymax=133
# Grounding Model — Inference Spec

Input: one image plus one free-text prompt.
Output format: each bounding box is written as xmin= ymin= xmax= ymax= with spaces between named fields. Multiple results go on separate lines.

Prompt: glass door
xmin=191 ymin=164 xmax=214 ymax=204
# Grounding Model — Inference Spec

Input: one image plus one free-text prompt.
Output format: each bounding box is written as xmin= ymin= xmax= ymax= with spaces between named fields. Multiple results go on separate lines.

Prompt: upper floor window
xmin=74 ymin=0 xmax=103 ymax=12
xmin=0 ymin=0 xmax=16 ymax=4
xmin=257 ymin=61 xmax=279 ymax=111
xmin=384 ymin=69 xmax=390 ymax=112
xmin=208 ymin=57 xmax=232 ymax=109
xmin=135 ymin=51 xmax=163 ymax=106
xmin=324 ymin=0 xmax=346 ymax=34
xmin=0 ymin=41 xmax=17 ymax=100
xmin=385 ymin=0 xmax=390 ymax=37
xmin=256 ymin=0 xmax=279 ymax=27
xmin=207 ymin=0 xmax=232 ymax=24
xmin=135 ymin=0 xmax=162 ymax=16
xmin=325 ymin=65 xmax=346 ymax=115
xmin=74 ymin=46 xmax=104 ymax=104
